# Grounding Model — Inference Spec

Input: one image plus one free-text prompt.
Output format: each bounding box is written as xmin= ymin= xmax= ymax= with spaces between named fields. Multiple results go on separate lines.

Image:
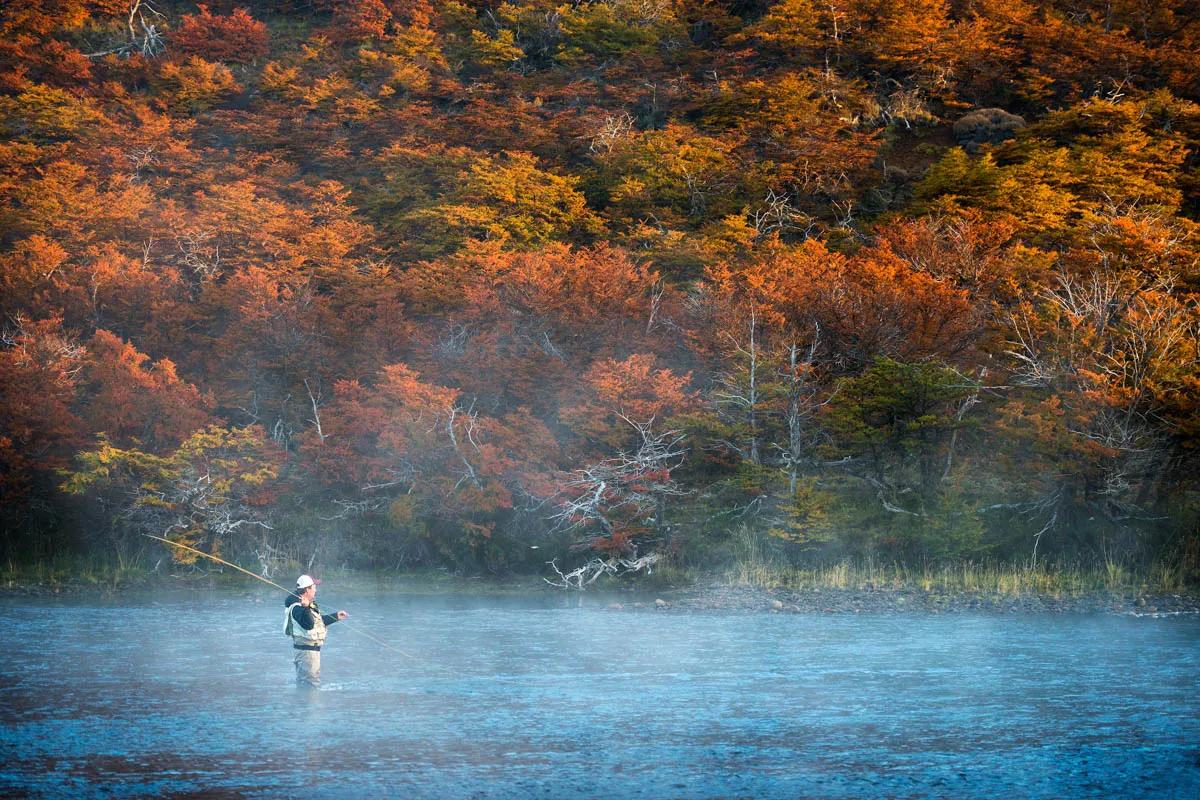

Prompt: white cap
xmin=296 ymin=574 xmax=320 ymax=590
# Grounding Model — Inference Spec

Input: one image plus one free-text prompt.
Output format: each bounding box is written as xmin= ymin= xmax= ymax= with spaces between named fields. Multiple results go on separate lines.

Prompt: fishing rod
xmin=143 ymin=533 xmax=440 ymax=667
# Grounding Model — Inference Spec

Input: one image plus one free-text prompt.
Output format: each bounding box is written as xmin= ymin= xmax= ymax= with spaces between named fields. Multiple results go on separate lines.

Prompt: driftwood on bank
xmin=544 ymin=552 xmax=662 ymax=590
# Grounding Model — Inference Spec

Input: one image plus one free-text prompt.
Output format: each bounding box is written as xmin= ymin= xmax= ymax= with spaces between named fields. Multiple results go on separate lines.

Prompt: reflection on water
xmin=1 ymin=592 xmax=1197 ymax=798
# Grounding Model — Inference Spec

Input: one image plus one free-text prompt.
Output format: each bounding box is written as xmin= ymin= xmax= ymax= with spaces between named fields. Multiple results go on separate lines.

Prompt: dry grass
xmin=2 ymin=553 xmax=148 ymax=590
xmin=723 ymin=557 xmax=1192 ymax=597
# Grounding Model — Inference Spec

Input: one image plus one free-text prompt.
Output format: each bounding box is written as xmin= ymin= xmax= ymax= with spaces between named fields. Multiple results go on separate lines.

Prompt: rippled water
xmin=1 ymin=592 xmax=1197 ymax=798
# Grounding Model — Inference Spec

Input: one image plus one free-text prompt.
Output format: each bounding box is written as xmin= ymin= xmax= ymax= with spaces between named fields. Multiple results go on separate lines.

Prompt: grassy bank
xmin=723 ymin=558 xmax=1194 ymax=598
xmin=1 ymin=553 xmax=154 ymax=592
xmin=2 ymin=553 xmax=1195 ymax=601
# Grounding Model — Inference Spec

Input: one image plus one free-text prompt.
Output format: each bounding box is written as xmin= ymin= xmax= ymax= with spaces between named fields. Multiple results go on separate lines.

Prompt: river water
xmin=1 ymin=592 xmax=1197 ymax=799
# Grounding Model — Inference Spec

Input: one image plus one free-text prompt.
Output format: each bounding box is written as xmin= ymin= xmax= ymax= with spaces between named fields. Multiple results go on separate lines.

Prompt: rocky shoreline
xmin=641 ymin=584 xmax=1200 ymax=617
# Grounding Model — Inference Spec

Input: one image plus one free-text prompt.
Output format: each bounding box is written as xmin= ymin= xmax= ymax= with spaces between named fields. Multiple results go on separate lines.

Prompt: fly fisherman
xmin=284 ymin=574 xmax=348 ymax=688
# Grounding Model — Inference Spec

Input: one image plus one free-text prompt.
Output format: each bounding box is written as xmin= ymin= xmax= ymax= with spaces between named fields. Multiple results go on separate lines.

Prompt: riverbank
xmin=654 ymin=583 xmax=1200 ymax=617
xmin=2 ymin=561 xmax=1197 ymax=616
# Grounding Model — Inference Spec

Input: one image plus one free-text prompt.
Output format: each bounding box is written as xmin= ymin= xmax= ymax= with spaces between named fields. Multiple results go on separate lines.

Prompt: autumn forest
xmin=2 ymin=0 xmax=1198 ymax=584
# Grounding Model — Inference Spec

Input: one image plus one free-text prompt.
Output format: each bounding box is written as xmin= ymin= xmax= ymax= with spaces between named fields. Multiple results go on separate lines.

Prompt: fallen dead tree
xmin=544 ymin=552 xmax=662 ymax=590
xmin=544 ymin=415 xmax=681 ymax=589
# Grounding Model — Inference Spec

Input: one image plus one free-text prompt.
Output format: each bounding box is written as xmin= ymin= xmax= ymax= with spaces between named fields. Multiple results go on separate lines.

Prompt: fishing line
xmin=143 ymin=534 xmax=461 ymax=674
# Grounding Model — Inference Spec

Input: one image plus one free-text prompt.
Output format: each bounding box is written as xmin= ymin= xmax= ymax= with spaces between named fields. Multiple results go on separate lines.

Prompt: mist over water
xmin=2 ymin=592 xmax=1197 ymax=799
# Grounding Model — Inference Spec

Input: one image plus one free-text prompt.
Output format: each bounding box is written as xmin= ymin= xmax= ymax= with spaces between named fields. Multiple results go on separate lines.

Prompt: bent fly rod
xmin=143 ymin=533 xmax=434 ymax=666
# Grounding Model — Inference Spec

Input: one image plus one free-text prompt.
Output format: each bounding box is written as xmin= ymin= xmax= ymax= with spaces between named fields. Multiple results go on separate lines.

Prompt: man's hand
xmin=336 ymin=610 xmax=348 ymax=620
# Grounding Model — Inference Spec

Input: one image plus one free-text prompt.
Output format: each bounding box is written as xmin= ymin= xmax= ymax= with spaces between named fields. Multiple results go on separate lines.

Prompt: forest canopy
xmin=1 ymin=0 xmax=1198 ymax=581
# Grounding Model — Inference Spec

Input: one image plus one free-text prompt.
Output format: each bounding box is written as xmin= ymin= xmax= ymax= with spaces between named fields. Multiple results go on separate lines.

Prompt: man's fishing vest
xmin=284 ymin=602 xmax=327 ymax=648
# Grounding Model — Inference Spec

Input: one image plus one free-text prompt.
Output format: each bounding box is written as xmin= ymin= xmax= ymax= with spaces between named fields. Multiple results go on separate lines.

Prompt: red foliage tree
xmin=76 ymin=330 xmax=211 ymax=453
xmin=0 ymin=317 xmax=85 ymax=508
xmin=321 ymin=0 xmax=393 ymax=44
xmin=171 ymin=6 xmax=270 ymax=64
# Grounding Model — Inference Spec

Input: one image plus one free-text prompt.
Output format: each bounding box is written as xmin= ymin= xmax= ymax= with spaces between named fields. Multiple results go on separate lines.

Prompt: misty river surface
xmin=1 ymin=593 xmax=1198 ymax=799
